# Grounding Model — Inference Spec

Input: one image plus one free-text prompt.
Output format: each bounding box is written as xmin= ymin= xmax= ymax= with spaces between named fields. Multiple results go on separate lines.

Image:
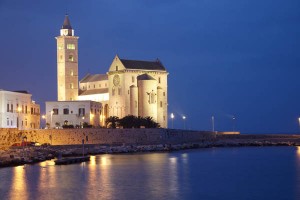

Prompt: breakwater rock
xmin=1 ymin=134 xmax=300 ymax=168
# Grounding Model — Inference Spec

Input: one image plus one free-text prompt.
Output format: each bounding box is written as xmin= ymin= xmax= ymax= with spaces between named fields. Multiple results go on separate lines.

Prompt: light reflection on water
xmin=9 ymin=166 xmax=28 ymax=200
xmin=0 ymin=147 xmax=299 ymax=200
xmin=296 ymin=147 xmax=300 ymax=199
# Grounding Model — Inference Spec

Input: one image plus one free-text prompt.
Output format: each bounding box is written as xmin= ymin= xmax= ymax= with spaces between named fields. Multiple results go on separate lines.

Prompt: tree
xmin=105 ymin=116 xmax=119 ymax=128
xmin=118 ymin=115 xmax=160 ymax=128
xmin=141 ymin=116 xmax=160 ymax=128
xmin=118 ymin=115 xmax=138 ymax=128
xmin=83 ymin=122 xmax=92 ymax=128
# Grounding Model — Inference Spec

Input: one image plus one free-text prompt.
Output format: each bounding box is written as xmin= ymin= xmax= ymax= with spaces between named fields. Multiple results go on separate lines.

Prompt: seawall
xmin=0 ymin=128 xmax=220 ymax=148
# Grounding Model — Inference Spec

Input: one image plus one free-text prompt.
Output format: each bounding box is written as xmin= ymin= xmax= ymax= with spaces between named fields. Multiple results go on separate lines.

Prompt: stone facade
xmin=56 ymin=15 xmax=79 ymax=101
xmin=0 ymin=90 xmax=40 ymax=130
xmin=107 ymin=56 xmax=168 ymax=127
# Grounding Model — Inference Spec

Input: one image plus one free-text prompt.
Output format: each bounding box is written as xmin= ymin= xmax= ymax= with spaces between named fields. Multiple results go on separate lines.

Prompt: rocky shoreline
xmin=1 ymin=138 xmax=299 ymax=168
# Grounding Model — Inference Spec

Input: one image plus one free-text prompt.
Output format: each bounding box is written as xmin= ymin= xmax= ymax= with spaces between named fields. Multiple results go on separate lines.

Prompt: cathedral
xmin=46 ymin=15 xmax=168 ymax=128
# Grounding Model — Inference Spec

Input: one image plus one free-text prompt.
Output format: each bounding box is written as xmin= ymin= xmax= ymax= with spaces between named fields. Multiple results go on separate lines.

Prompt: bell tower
xmin=56 ymin=15 xmax=79 ymax=101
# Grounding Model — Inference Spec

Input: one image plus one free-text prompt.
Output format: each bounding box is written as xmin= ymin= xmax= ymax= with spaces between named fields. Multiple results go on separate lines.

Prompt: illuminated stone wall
xmin=107 ymin=56 xmax=168 ymax=128
xmin=0 ymin=128 xmax=216 ymax=147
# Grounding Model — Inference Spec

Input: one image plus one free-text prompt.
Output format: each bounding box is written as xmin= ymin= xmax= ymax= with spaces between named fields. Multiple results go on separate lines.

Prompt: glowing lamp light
xmin=170 ymin=113 xmax=174 ymax=119
xmin=182 ymin=115 xmax=186 ymax=129
xmin=42 ymin=115 xmax=46 ymax=119
xmin=170 ymin=113 xmax=174 ymax=129
xmin=17 ymin=107 xmax=22 ymax=112
xmin=298 ymin=117 xmax=300 ymax=132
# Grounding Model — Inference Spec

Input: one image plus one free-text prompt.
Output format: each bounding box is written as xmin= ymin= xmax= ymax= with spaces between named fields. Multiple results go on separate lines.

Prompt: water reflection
xmin=9 ymin=166 xmax=28 ymax=200
xmin=1 ymin=148 xmax=296 ymax=200
xmin=90 ymin=155 xmax=96 ymax=166
xmin=168 ymin=156 xmax=179 ymax=198
xmin=87 ymin=155 xmax=114 ymax=199
xmin=38 ymin=161 xmax=56 ymax=194
xmin=295 ymin=147 xmax=300 ymax=198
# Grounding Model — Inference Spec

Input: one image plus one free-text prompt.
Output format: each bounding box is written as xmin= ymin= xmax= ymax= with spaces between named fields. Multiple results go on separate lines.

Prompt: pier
xmin=54 ymin=156 xmax=90 ymax=165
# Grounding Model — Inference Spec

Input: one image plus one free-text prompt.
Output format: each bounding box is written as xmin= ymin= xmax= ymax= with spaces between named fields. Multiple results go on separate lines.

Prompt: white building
xmin=0 ymin=90 xmax=40 ymax=130
xmin=46 ymin=101 xmax=102 ymax=128
xmin=46 ymin=15 xmax=168 ymax=128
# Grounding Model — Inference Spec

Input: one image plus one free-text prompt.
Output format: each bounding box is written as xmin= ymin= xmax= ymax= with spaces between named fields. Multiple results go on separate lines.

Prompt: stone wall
xmin=0 ymin=128 xmax=217 ymax=147
xmin=217 ymin=131 xmax=240 ymax=135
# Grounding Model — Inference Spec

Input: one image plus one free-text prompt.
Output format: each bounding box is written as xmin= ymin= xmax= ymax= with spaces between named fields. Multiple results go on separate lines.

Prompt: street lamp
xmin=212 ymin=116 xmax=215 ymax=132
xmin=182 ymin=115 xmax=186 ymax=130
xmin=298 ymin=117 xmax=300 ymax=132
xmin=170 ymin=113 xmax=174 ymax=129
xmin=82 ymin=116 xmax=85 ymax=128
xmin=232 ymin=116 xmax=236 ymax=132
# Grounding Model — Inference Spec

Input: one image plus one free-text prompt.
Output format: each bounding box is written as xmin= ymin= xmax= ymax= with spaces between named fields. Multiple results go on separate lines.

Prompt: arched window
xmin=68 ymin=55 xmax=74 ymax=61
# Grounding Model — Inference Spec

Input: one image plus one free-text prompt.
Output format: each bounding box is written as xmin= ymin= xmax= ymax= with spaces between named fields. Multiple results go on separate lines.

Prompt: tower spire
xmin=62 ymin=14 xmax=72 ymax=29
xmin=60 ymin=14 xmax=74 ymax=36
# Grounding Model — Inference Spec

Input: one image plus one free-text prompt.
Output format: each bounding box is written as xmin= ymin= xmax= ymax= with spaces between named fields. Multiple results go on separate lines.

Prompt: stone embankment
xmin=1 ymin=133 xmax=300 ymax=168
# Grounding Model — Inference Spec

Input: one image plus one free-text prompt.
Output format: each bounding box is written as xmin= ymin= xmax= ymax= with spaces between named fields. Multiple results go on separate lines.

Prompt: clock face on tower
xmin=63 ymin=30 xmax=69 ymax=36
xmin=113 ymin=74 xmax=120 ymax=86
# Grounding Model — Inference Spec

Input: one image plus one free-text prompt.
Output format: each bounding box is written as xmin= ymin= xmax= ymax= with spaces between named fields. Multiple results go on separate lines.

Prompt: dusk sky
xmin=0 ymin=0 xmax=299 ymax=133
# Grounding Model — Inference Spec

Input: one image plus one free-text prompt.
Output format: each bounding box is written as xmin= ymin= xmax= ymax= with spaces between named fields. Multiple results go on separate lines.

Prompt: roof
xmin=79 ymin=88 xmax=109 ymax=96
xmin=0 ymin=89 xmax=30 ymax=94
xmin=137 ymin=74 xmax=156 ymax=81
xmin=62 ymin=15 xmax=72 ymax=29
xmin=120 ymin=58 xmax=166 ymax=71
xmin=80 ymin=74 xmax=108 ymax=83
xmin=13 ymin=90 xmax=29 ymax=94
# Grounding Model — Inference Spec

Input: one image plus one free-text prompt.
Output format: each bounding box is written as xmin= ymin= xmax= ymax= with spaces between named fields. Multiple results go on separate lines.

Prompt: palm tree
xmin=142 ymin=116 xmax=160 ymax=128
xmin=118 ymin=115 xmax=137 ymax=128
xmin=105 ymin=116 xmax=119 ymax=128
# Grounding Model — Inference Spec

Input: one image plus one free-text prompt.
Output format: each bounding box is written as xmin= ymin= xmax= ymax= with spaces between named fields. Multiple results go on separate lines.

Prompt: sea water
xmin=0 ymin=146 xmax=299 ymax=200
